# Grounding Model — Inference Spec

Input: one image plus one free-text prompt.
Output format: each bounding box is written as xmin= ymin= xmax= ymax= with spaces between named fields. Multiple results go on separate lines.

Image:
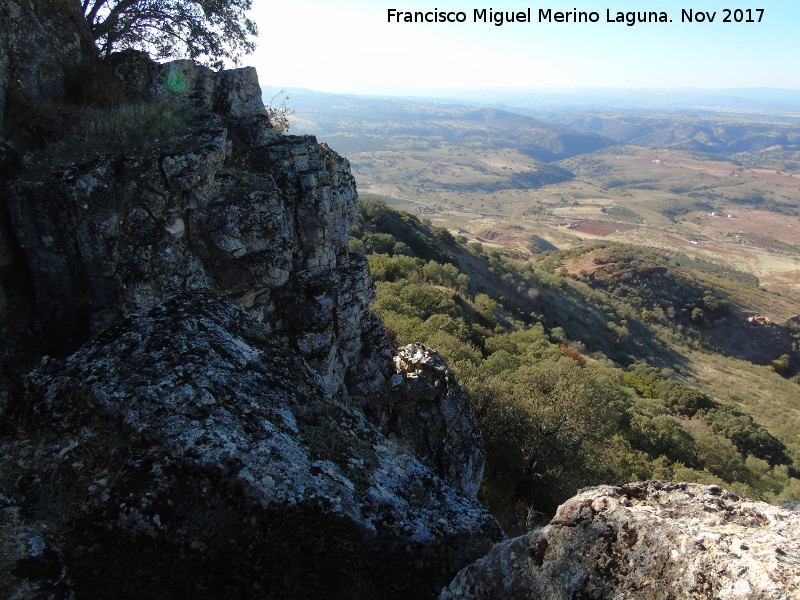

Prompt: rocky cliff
xmin=0 ymin=0 xmax=95 ymax=134
xmin=0 ymin=7 xmax=502 ymax=597
xmin=3 ymin=3 xmax=800 ymax=600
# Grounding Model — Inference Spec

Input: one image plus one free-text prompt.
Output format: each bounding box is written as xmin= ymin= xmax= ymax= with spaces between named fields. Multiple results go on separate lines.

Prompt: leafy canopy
xmin=83 ymin=0 xmax=257 ymax=68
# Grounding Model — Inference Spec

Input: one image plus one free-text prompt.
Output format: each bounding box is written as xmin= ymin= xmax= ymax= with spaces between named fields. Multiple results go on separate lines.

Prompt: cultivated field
xmin=293 ymin=98 xmax=800 ymax=301
xmin=353 ymin=145 xmax=800 ymax=300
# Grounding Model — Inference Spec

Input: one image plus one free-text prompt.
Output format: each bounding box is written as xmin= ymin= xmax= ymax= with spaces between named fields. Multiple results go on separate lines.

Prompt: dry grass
xmin=685 ymin=349 xmax=800 ymax=466
xmin=48 ymin=102 xmax=196 ymax=159
xmin=18 ymin=100 xmax=196 ymax=169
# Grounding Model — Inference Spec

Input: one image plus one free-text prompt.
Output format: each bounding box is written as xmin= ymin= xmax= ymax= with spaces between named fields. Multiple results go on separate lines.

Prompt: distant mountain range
xmin=262 ymin=86 xmax=612 ymax=162
xmin=263 ymin=85 xmax=800 ymax=115
xmin=263 ymin=86 xmax=800 ymax=161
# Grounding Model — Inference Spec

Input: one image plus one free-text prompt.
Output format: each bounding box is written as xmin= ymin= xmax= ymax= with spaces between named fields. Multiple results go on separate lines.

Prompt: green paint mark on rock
xmin=164 ymin=68 xmax=186 ymax=93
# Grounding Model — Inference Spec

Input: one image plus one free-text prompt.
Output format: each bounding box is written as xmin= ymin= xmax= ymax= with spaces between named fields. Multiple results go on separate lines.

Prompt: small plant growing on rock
xmin=266 ymin=91 xmax=294 ymax=133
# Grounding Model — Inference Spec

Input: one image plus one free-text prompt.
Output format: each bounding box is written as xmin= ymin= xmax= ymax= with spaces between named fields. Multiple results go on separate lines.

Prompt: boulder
xmin=441 ymin=481 xmax=800 ymax=600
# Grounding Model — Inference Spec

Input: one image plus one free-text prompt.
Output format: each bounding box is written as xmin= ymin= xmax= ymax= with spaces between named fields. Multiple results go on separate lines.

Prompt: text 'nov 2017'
xmin=386 ymin=8 xmax=766 ymax=27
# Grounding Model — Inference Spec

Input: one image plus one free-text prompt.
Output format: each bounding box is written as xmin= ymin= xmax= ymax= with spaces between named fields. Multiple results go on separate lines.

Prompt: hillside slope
xmin=352 ymin=198 xmax=800 ymax=527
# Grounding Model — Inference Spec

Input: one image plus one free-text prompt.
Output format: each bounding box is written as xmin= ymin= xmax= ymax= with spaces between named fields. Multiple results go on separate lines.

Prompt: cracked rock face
xmin=369 ymin=344 xmax=485 ymax=500
xmin=440 ymin=481 xmax=800 ymax=600
xmin=106 ymin=49 xmax=267 ymax=118
xmin=0 ymin=0 xmax=95 ymax=131
xmin=3 ymin=51 xmax=390 ymax=400
xmin=0 ymin=46 xmax=501 ymax=599
xmin=1 ymin=291 xmax=502 ymax=600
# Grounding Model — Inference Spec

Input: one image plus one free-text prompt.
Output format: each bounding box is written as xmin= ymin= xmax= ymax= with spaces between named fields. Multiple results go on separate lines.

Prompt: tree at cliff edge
xmin=82 ymin=0 xmax=257 ymax=68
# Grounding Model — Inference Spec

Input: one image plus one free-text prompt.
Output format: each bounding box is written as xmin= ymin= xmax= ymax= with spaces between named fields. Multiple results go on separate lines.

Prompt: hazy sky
xmin=248 ymin=1 xmax=800 ymax=93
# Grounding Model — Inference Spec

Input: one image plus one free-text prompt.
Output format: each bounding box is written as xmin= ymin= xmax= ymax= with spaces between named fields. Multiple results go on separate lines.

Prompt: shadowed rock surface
xmin=4 ymin=82 xmax=384 ymax=398
xmin=1 ymin=291 xmax=501 ymax=599
xmin=0 ymin=19 xmax=501 ymax=598
xmin=0 ymin=0 xmax=95 ymax=131
xmin=374 ymin=344 xmax=485 ymax=500
xmin=4 ymin=4 xmax=799 ymax=600
xmin=441 ymin=481 xmax=800 ymax=600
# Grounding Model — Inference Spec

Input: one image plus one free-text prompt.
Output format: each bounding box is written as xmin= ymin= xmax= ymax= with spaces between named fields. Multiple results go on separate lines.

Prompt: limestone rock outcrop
xmin=0 ymin=34 xmax=501 ymax=598
xmin=0 ymin=0 xmax=94 ymax=130
xmin=1 ymin=290 xmax=501 ymax=599
xmin=3 ymin=51 xmax=390 ymax=400
xmin=374 ymin=344 xmax=485 ymax=500
xmin=107 ymin=49 xmax=267 ymax=118
xmin=441 ymin=481 xmax=800 ymax=600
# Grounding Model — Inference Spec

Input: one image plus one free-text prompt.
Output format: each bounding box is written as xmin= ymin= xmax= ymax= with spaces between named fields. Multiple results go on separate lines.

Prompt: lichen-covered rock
xmin=106 ymin=49 xmax=266 ymax=118
xmin=1 ymin=37 xmax=498 ymax=600
xmin=1 ymin=290 xmax=501 ymax=599
xmin=0 ymin=0 xmax=95 ymax=374
xmin=0 ymin=494 xmax=74 ymax=600
xmin=4 ymin=50 xmax=391 ymax=400
xmin=369 ymin=344 xmax=485 ymax=500
xmin=0 ymin=0 xmax=94 ymax=132
xmin=441 ymin=481 xmax=800 ymax=600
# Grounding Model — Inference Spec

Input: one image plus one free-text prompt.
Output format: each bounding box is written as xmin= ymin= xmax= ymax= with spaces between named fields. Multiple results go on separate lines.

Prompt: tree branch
xmin=85 ymin=0 xmax=110 ymax=26
xmin=92 ymin=0 xmax=142 ymax=40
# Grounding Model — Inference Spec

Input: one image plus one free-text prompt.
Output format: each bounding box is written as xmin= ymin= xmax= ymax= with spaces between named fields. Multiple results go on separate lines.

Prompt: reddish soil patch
xmin=633 ymin=156 xmax=800 ymax=188
xmin=692 ymin=210 xmax=800 ymax=246
xmin=565 ymin=249 xmax=612 ymax=276
xmin=775 ymin=271 xmax=800 ymax=283
xmin=571 ymin=221 xmax=636 ymax=236
xmin=665 ymin=234 xmax=689 ymax=245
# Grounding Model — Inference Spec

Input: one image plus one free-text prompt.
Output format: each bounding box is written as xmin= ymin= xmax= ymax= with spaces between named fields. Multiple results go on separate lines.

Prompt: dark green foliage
xmin=624 ymin=364 xmax=714 ymax=416
xmin=698 ymin=406 xmax=791 ymax=466
xmin=629 ymin=413 xmax=695 ymax=464
xmin=83 ymin=0 xmax=257 ymax=68
xmin=471 ymin=358 xmax=633 ymax=516
xmin=653 ymin=379 xmax=713 ymax=416
xmin=354 ymin=198 xmax=800 ymax=522
xmin=352 ymin=197 xmax=456 ymax=265
xmin=691 ymin=306 xmax=706 ymax=324
xmin=772 ymin=353 xmax=792 ymax=375
xmin=367 ymin=254 xmax=421 ymax=282
xmin=398 ymin=285 xmax=460 ymax=321
xmin=580 ymin=246 xmax=730 ymax=327
xmin=359 ymin=232 xmax=396 ymax=255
